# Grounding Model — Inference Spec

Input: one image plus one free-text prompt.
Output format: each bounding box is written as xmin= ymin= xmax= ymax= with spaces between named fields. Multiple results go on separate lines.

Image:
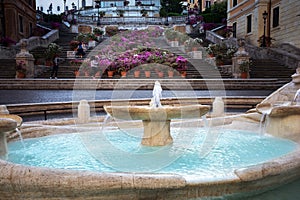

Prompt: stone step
xmin=0 ymin=78 xmax=287 ymax=90
xmin=0 ymin=59 xmax=16 ymax=78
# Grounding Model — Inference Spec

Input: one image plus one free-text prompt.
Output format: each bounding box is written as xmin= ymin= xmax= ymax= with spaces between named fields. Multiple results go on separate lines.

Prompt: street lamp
xmin=165 ymin=1 xmax=169 ymax=26
xmin=95 ymin=0 xmax=101 ymax=26
xmin=261 ymin=10 xmax=268 ymax=47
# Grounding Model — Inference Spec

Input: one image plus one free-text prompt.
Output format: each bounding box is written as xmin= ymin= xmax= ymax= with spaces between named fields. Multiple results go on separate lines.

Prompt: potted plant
xmin=142 ymin=64 xmax=152 ymax=78
xmin=15 ymin=61 xmax=27 ymax=78
xmin=258 ymin=35 xmax=274 ymax=47
xmin=205 ymin=43 xmax=217 ymax=57
xmin=99 ymin=11 xmax=106 ymax=18
xmin=107 ymin=62 xmax=116 ymax=78
xmin=93 ymin=28 xmax=104 ymax=36
xmin=184 ymin=38 xmax=202 ymax=51
xmin=45 ymin=43 xmax=62 ymax=64
xmin=69 ymin=40 xmax=80 ymax=50
xmin=239 ymin=60 xmax=251 ymax=78
xmin=116 ymin=10 xmax=125 ymax=17
xmin=141 ymin=9 xmax=148 ymax=17
xmin=134 ymin=67 xmax=141 ymax=78
xmin=117 ymin=66 xmax=127 ymax=77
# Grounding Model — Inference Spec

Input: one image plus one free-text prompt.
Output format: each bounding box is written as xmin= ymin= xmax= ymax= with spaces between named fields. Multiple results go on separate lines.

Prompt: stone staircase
xmin=249 ymin=59 xmax=295 ymax=81
xmin=152 ymin=37 xmax=230 ymax=79
xmin=31 ymin=23 xmax=79 ymax=79
xmin=0 ymin=59 xmax=16 ymax=78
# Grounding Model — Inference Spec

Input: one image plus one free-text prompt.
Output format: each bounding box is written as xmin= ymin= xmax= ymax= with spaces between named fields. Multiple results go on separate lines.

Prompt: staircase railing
xmin=0 ymin=26 xmax=59 ymax=59
xmin=77 ymin=16 xmax=186 ymax=25
xmin=206 ymin=30 xmax=225 ymax=44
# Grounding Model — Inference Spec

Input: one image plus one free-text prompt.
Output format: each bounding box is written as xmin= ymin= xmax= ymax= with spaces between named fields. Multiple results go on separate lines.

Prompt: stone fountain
xmin=1 ymin=75 xmax=300 ymax=199
xmin=104 ymin=81 xmax=210 ymax=146
xmin=254 ymin=68 xmax=300 ymax=139
xmin=0 ymin=114 xmax=23 ymax=159
xmin=0 ymin=118 xmax=17 ymax=159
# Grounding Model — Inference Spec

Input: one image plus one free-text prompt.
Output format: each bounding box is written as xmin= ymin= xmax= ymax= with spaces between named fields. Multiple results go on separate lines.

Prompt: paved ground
xmin=0 ymin=89 xmax=273 ymax=105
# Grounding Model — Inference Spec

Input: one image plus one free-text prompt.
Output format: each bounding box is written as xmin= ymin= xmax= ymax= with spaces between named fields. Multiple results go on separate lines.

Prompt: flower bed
xmin=71 ymin=27 xmax=188 ymax=78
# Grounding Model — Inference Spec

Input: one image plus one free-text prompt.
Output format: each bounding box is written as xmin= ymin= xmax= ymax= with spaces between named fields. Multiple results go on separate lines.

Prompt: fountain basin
xmin=1 ymin=117 xmax=300 ymax=200
xmin=104 ymin=105 xmax=210 ymax=121
xmin=0 ymin=114 xmax=22 ymax=127
xmin=104 ymin=105 xmax=210 ymax=146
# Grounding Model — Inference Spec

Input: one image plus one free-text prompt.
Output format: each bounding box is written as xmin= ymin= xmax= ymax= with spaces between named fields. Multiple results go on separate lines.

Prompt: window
xmin=246 ymin=14 xmax=252 ymax=33
xmin=29 ymin=23 xmax=33 ymax=36
xmin=273 ymin=6 xmax=279 ymax=28
xmin=28 ymin=0 xmax=32 ymax=6
xmin=233 ymin=0 xmax=237 ymax=7
xmin=19 ymin=15 xmax=23 ymax=33
xmin=232 ymin=22 xmax=237 ymax=38
xmin=40 ymin=6 xmax=43 ymax=12
xmin=57 ymin=6 xmax=60 ymax=11
xmin=205 ymin=1 xmax=211 ymax=8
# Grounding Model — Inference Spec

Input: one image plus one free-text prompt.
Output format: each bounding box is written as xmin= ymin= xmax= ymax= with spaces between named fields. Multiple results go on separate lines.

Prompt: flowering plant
xmin=184 ymin=38 xmax=203 ymax=49
xmin=93 ymin=28 xmax=187 ymax=74
xmin=70 ymin=59 xmax=83 ymax=66
xmin=93 ymin=28 xmax=104 ymax=36
xmin=0 ymin=37 xmax=16 ymax=47
xmin=45 ymin=43 xmax=62 ymax=60
xmin=258 ymin=35 xmax=274 ymax=47
xmin=239 ymin=60 xmax=252 ymax=73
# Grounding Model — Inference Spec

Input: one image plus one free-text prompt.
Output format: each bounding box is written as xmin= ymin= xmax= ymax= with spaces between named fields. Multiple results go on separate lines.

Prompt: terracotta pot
xmin=240 ymin=72 xmax=248 ymax=79
xmin=158 ymin=71 xmax=164 ymax=78
xmin=134 ymin=70 xmax=140 ymax=78
xmin=144 ymin=70 xmax=151 ymax=78
xmin=16 ymin=72 xmax=25 ymax=78
xmin=74 ymin=70 xmax=80 ymax=77
xmin=121 ymin=71 xmax=127 ymax=77
xmin=95 ymin=71 xmax=101 ymax=78
xmin=180 ymin=71 xmax=187 ymax=78
xmin=168 ymin=70 xmax=174 ymax=78
xmin=107 ymin=71 xmax=114 ymax=78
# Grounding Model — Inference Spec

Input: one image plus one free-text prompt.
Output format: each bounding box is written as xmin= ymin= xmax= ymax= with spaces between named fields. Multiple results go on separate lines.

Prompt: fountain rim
xmin=0 ymin=144 xmax=300 ymax=195
xmin=104 ymin=104 xmax=211 ymax=120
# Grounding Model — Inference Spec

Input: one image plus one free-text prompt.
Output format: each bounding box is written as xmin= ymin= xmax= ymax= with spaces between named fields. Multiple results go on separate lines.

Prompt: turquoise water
xmin=6 ymin=128 xmax=297 ymax=179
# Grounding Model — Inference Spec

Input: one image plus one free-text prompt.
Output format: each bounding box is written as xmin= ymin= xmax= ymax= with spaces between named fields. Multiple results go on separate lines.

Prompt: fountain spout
xmin=293 ymin=89 xmax=300 ymax=105
xmin=150 ymin=81 xmax=162 ymax=108
xmin=0 ymin=118 xmax=17 ymax=159
xmin=104 ymin=81 xmax=210 ymax=146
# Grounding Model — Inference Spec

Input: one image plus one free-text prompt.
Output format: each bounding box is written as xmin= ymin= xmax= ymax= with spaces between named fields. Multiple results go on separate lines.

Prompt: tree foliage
xmin=160 ymin=0 xmax=183 ymax=16
xmin=202 ymin=0 xmax=227 ymax=23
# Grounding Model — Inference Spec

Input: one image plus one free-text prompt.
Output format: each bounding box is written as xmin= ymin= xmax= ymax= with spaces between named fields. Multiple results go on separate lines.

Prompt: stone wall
xmin=271 ymin=0 xmax=300 ymax=48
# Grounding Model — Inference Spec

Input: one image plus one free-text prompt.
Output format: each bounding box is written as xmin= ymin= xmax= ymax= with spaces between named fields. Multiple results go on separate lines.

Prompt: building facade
xmin=80 ymin=0 xmax=161 ymax=17
xmin=227 ymin=0 xmax=300 ymax=48
xmin=185 ymin=0 xmax=223 ymax=12
xmin=0 ymin=0 xmax=37 ymax=43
